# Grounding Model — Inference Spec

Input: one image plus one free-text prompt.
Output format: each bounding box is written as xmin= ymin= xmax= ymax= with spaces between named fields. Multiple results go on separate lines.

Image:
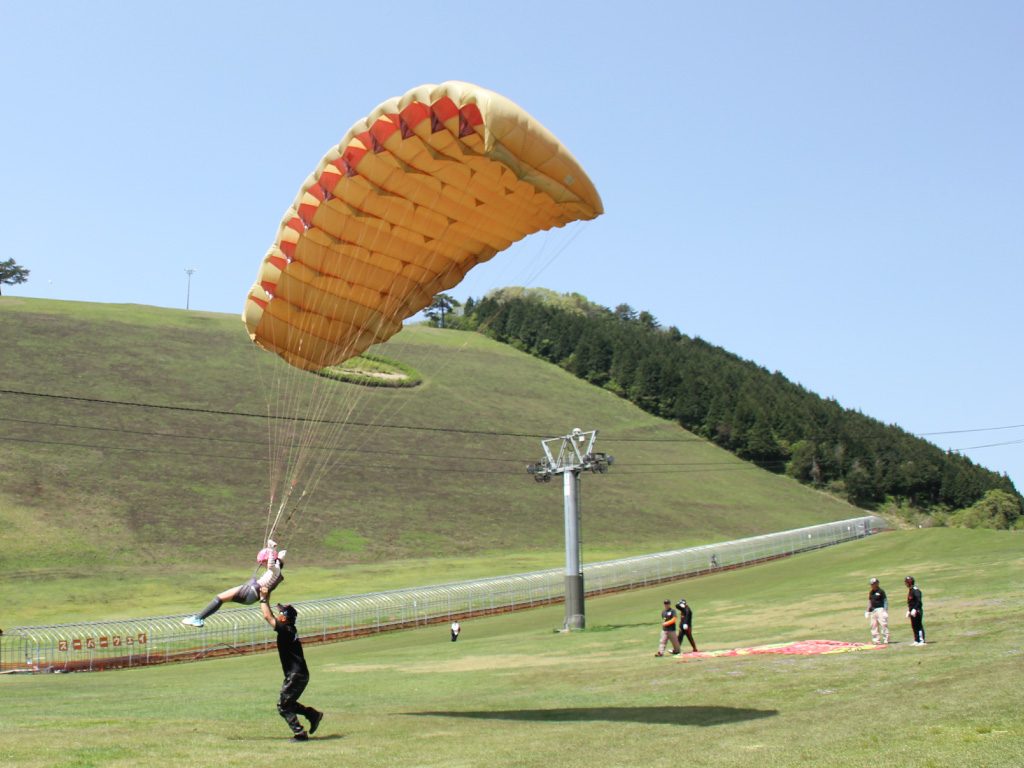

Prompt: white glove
xmin=267 ymin=538 xmax=277 ymax=548
xmin=911 ymin=609 xmax=917 ymax=617
xmin=906 ymin=611 xmax=911 ymax=618
xmin=682 ymin=624 xmax=688 ymax=630
xmin=865 ymin=612 xmax=870 ymax=619
xmin=277 ymin=549 xmax=287 ymax=560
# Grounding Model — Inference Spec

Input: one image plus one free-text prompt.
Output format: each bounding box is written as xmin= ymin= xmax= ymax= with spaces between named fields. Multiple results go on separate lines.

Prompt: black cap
xmin=275 ymin=603 xmax=298 ymax=621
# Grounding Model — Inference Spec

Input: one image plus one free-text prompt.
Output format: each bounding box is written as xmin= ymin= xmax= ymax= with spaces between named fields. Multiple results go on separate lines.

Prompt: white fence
xmin=0 ymin=515 xmax=887 ymax=673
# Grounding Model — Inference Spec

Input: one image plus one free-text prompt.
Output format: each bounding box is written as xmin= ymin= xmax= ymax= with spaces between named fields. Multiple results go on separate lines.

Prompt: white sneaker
xmin=181 ymin=615 xmax=205 ymax=628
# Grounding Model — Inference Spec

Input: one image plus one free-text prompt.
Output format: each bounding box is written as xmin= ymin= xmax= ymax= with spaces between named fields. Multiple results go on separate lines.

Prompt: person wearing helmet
xmin=904 ymin=576 xmax=926 ymax=645
xmin=675 ymin=598 xmax=698 ymax=652
xmin=865 ymin=578 xmax=889 ymax=645
xmin=181 ymin=540 xmax=286 ymax=628
xmin=259 ymin=588 xmax=323 ymax=741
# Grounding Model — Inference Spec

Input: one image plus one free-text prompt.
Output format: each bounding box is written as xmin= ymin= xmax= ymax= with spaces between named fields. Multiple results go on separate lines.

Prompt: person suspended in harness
xmin=181 ymin=539 xmax=286 ymax=627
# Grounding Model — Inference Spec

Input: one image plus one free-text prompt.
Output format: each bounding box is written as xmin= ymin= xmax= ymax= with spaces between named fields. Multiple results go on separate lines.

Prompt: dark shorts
xmin=231 ymin=577 xmax=260 ymax=605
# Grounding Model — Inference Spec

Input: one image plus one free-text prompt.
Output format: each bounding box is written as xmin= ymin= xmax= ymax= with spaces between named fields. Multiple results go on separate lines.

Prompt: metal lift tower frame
xmin=527 ymin=428 xmax=612 ymax=630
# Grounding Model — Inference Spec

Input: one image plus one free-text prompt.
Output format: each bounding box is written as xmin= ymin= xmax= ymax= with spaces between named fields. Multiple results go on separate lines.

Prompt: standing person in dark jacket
xmin=904 ymin=576 xmax=926 ymax=645
xmin=675 ymin=598 xmax=698 ymax=652
xmin=259 ymin=587 xmax=323 ymax=741
xmin=655 ymin=599 xmax=681 ymax=656
xmin=865 ymin=578 xmax=889 ymax=645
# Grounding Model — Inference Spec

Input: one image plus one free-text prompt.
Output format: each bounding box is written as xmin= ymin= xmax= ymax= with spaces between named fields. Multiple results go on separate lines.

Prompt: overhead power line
xmin=2 ymin=387 xmax=1021 ymax=449
xmin=0 ymin=432 xmax=767 ymax=477
xmin=0 ymin=387 xmax=547 ymax=439
xmin=0 ymin=387 xmax=704 ymax=443
xmin=920 ymin=425 xmax=1024 ymax=436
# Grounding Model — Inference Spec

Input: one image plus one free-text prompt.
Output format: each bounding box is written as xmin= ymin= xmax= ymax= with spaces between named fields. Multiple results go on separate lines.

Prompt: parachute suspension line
xmin=284 ymin=130 xmax=508 ymax=497
xmin=256 ymin=145 xmax=429 ymax=543
xmin=285 ymin=124 xmax=583 ymax=516
xmin=272 ymin=149 xmax=430 ymax=517
xmin=252 ymin=337 xmax=289 ymax=546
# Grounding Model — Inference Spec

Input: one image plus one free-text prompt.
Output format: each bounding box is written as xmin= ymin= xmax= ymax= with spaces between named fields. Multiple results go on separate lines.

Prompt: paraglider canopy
xmin=243 ymin=80 xmax=603 ymax=372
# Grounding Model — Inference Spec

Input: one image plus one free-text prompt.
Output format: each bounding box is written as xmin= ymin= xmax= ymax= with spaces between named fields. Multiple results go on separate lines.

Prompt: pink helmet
xmin=256 ymin=547 xmax=278 ymax=565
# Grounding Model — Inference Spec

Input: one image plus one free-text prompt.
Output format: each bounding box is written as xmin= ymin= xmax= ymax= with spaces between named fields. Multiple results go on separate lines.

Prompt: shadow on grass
xmin=232 ymin=733 xmax=346 ymax=742
xmin=406 ymin=705 xmax=778 ymax=726
xmin=585 ymin=623 xmax=650 ymax=632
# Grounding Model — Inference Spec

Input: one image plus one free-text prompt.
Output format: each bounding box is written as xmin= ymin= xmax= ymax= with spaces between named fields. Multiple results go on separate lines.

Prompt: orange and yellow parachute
xmin=243 ymin=81 xmax=603 ymax=371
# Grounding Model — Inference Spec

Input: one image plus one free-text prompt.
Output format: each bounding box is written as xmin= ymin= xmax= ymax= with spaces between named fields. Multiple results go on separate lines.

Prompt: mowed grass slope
xmin=1 ymin=298 xmax=861 ymax=625
xmin=1 ymin=529 xmax=1021 ymax=768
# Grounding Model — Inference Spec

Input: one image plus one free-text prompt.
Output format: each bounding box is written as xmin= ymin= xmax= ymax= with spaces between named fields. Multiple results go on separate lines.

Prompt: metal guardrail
xmin=0 ymin=515 xmax=887 ymax=673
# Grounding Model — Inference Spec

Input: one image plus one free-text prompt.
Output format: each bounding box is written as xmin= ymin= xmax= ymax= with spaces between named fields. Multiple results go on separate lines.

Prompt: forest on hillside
xmin=439 ymin=288 xmax=1021 ymax=529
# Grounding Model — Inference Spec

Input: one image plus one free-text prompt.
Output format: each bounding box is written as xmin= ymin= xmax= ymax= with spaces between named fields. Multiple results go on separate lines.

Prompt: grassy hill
xmin=2 ymin=528 xmax=1021 ymax=768
xmin=2 ymin=297 xmax=861 ymax=623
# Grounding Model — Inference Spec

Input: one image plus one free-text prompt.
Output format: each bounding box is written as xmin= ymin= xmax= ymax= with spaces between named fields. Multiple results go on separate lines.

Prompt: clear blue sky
xmin=2 ymin=2 xmax=1021 ymax=491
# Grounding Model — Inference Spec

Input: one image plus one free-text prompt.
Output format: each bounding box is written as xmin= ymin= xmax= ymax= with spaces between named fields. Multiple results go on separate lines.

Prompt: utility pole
xmin=528 ymin=428 xmax=613 ymax=631
xmin=184 ymin=267 xmax=198 ymax=310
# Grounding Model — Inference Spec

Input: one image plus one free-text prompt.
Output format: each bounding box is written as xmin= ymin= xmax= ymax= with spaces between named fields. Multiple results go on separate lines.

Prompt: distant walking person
xmin=259 ymin=588 xmax=323 ymax=741
xmin=675 ymin=598 xmax=698 ymax=652
xmin=865 ymin=578 xmax=889 ymax=645
xmin=655 ymin=599 xmax=681 ymax=656
xmin=905 ymin=576 xmax=926 ymax=645
xmin=450 ymin=621 xmax=461 ymax=642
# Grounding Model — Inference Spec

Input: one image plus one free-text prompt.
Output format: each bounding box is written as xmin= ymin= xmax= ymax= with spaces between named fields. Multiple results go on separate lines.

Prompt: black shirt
xmin=868 ymin=587 xmax=887 ymax=610
xmin=275 ymin=621 xmax=309 ymax=677
xmin=906 ymin=587 xmax=923 ymax=615
xmin=661 ymin=608 xmax=677 ymax=631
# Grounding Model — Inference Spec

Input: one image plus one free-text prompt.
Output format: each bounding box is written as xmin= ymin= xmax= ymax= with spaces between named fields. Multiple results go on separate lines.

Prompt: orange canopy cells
xmin=243 ymin=81 xmax=603 ymax=371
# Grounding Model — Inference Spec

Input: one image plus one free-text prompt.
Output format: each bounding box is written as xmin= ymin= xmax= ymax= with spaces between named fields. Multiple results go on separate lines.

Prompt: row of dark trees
xmin=444 ymin=288 xmax=1020 ymax=524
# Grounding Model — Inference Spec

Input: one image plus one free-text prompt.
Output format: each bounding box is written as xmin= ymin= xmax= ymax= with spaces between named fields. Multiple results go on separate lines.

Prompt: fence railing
xmin=0 ymin=515 xmax=887 ymax=673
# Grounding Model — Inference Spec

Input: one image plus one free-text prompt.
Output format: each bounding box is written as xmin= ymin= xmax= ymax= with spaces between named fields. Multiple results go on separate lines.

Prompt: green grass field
xmin=3 ymin=298 xmax=1020 ymax=766
xmin=3 ymin=528 xmax=1021 ymax=768
xmin=1 ymin=297 xmax=863 ymax=626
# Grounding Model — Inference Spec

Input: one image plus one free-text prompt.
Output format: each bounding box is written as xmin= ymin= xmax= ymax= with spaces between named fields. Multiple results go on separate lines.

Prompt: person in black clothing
xmin=259 ymin=587 xmax=323 ymax=741
xmin=675 ymin=598 xmax=698 ymax=652
xmin=904 ymin=576 xmax=926 ymax=645
xmin=865 ymin=577 xmax=889 ymax=645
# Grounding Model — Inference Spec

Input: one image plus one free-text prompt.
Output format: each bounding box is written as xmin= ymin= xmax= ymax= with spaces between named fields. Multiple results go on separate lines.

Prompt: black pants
xmin=909 ymin=612 xmax=925 ymax=643
xmin=677 ymin=626 xmax=698 ymax=651
xmin=278 ymin=672 xmax=315 ymax=734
